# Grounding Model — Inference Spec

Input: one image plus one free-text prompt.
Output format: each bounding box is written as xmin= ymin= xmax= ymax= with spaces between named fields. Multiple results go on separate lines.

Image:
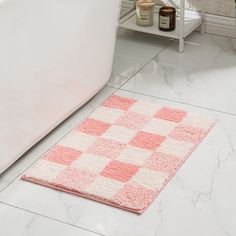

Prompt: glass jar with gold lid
xmin=136 ymin=0 xmax=155 ymax=27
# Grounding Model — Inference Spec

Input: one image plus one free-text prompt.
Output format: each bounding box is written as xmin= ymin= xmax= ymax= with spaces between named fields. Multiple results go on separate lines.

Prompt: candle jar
xmin=136 ymin=0 xmax=155 ymax=27
xmin=159 ymin=6 xmax=176 ymax=31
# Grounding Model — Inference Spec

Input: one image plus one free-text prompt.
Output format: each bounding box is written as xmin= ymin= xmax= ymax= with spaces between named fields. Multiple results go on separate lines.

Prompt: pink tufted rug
xmin=22 ymin=95 xmax=216 ymax=214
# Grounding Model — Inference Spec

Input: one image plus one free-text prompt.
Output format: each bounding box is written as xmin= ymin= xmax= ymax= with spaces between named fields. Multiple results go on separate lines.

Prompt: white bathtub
xmin=0 ymin=0 xmax=121 ymax=174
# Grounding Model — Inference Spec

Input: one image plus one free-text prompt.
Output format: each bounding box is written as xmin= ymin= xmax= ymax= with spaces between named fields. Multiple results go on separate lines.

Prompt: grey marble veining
xmin=0 ymin=203 xmax=101 ymax=236
xmin=108 ymin=29 xmax=173 ymax=88
xmin=0 ymin=90 xmax=235 ymax=236
xmin=1 ymin=29 xmax=236 ymax=236
xmin=123 ymin=32 xmax=236 ymax=115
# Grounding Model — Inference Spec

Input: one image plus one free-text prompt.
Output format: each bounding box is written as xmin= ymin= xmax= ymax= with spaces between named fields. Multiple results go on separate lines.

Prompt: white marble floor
xmin=0 ymin=29 xmax=236 ymax=236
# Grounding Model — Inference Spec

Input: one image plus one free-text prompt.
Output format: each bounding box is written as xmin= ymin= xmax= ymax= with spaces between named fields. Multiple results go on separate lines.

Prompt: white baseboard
xmin=121 ymin=0 xmax=236 ymax=38
xmin=205 ymin=14 xmax=236 ymax=38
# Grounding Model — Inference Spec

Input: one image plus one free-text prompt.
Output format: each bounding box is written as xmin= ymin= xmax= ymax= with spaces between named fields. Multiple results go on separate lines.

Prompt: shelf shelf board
xmin=119 ymin=9 xmax=203 ymax=39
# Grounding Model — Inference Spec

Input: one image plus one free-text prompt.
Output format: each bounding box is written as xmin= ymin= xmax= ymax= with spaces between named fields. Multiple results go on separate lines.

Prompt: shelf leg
xmin=200 ymin=0 xmax=206 ymax=34
xmin=200 ymin=22 xmax=206 ymax=35
xmin=179 ymin=0 xmax=185 ymax=53
xmin=179 ymin=38 xmax=184 ymax=53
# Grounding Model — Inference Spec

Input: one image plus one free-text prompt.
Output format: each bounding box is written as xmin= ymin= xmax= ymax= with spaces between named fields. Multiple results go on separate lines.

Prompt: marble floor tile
xmin=108 ymin=29 xmax=173 ymax=88
xmin=0 ymin=86 xmax=116 ymax=192
xmin=122 ymin=32 xmax=236 ymax=114
xmin=0 ymin=177 xmax=9 ymax=192
xmin=0 ymin=203 xmax=100 ymax=236
xmin=0 ymin=90 xmax=235 ymax=236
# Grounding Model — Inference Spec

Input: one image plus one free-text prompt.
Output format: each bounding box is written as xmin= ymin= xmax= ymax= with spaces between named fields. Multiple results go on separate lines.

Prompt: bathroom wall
xmin=126 ymin=0 xmax=235 ymax=17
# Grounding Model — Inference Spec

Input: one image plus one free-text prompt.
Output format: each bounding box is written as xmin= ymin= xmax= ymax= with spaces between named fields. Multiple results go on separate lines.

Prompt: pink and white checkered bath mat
xmin=22 ymin=95 xmax=216 ymax=214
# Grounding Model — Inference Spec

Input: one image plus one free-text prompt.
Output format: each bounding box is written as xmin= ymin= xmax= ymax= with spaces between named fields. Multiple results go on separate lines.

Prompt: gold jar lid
xmin=159 ymin=6 xmax=176 ymax=13
xmin=136 ymin=0 xmax=155 ymax=9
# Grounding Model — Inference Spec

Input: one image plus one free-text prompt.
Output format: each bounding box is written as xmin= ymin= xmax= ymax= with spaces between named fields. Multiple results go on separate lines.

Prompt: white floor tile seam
xmin=1 ymin=82 xmax=234 ymax=196
xmin=118 ymin=88 xmax=236 ymax=117
xmin=0 ymin=88 xmax=235 ymax=236
xmin=108 ymin=38 xmax=175 ymax=90
xmin=187 ymin=30 xmax=236 ymax=40
xmin=0 ymin=35 xmax=235 ymax=236
xmin=121 ymin=32 xmax=236 ymax=115
xmin=0 ymin=86 xmax=224 ymax=193
xmin=154 ymin=31 xmax=235 ymax=59
xmin=0 ymin=201 xmax=105 ymax=236
xmin=0 ymin=131 xmax=65 ymax=193
xmin=200 ymin=31 xmax=236 ymax=40
xmin=0 ymin=87 xmax=120 ymax=194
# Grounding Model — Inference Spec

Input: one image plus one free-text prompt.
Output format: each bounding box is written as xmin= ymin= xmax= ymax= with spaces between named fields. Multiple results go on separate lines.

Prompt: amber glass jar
xmin=159 ymin=6 xmax=176 ymax=31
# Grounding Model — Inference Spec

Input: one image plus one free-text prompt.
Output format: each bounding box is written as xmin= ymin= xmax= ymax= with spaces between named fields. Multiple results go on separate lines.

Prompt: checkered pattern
xmin=22 ymin=95 xmax=216 ymax=214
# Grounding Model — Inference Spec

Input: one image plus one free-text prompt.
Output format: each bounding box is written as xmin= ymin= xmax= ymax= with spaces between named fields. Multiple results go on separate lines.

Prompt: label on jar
xmin=159 ymin=15 xmax=170 ymax=29
xmin=136 ymin=9 xmax=153 ymax=26
xmin=140 ymin=12 xmax=149 ymax=21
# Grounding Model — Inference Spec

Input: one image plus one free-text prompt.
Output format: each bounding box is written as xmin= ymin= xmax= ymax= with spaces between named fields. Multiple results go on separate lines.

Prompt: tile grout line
xmin=108 ymin=38 xmax=175 ymax=91
xmin=0 ymin=29 xmax=234 ymax=235
xmin=0 ymin=201 xmax=105 ymax=236
xmin=120 ymin=39 xmax=175 ymax=88
xmin=0 ymin=38 xmax=174 ymax=234
xmin=108 ymin=35 xmax=236 ymax=117
xmin=0 ymin=40 xmax=174 ymax=234
xmin=0 ymin=87 xmax=120 ymax=194
xmin=199 ymin=31 xmax=236 ymax=41
xmin=116 ymin=88 xmax=236 ymax=117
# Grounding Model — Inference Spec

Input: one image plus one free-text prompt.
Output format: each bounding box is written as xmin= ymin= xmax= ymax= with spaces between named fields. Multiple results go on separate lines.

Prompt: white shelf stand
xmin=119 ymin=0 xmax=206 ymax=53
